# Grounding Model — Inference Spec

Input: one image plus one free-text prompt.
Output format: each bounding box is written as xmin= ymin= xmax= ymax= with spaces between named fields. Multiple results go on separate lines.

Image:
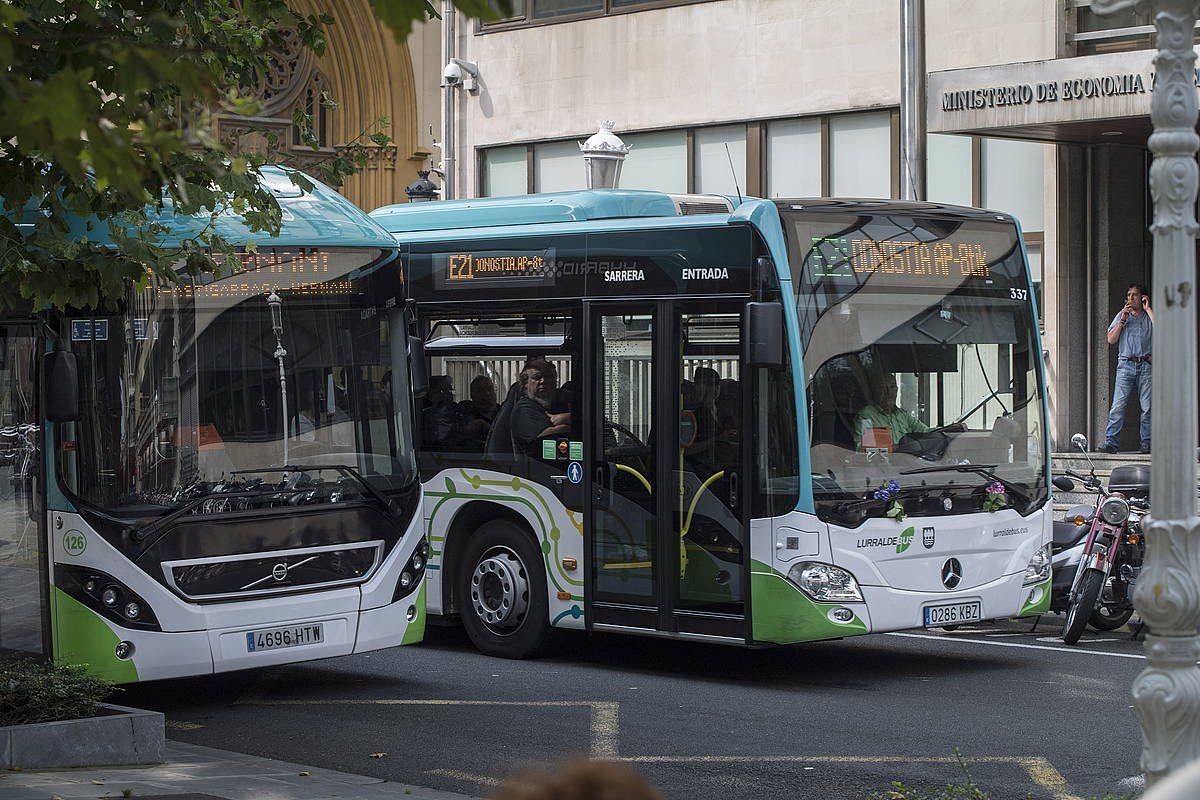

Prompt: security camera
xmin=441 ymin=61 xmax=464 ymax=87
xmin=441 ymin=59 xmax=479 ymax=93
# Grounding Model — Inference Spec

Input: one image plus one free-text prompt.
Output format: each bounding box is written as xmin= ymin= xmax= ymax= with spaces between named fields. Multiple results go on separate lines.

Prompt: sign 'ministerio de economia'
xmin=927 ymin=47 xmax=1196 ymax=134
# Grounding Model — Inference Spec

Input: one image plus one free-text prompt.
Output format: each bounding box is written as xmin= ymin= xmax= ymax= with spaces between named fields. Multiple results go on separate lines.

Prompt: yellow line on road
xmin=611 ymin=755 xmax=1081 ymax=800
xmin=426 ymin=768 xmax=501 ymax=787
xmin=239 ymin=698 xmax=619 ymax=759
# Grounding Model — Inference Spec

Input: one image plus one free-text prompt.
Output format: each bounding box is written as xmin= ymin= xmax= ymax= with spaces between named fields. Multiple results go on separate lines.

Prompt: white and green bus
xmin=0 ymin=169 xmax=428 ymax=682
xmin=371 ymin=191 xmax=1053 ymax=657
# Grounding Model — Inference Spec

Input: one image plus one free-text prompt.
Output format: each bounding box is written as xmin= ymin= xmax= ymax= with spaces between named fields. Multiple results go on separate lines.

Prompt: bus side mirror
xmin=45 ymin=350 xmax=81 ymax=422
xmin=408 ymin=336 xmax=429 ymax=398
xmin=746 ymin=302 xmax=784 ymax=368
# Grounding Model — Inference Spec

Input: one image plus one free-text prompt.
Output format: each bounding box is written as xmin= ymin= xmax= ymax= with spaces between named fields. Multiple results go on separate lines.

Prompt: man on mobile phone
xmin=1101 ymin=283 xmax=1154 ymax=454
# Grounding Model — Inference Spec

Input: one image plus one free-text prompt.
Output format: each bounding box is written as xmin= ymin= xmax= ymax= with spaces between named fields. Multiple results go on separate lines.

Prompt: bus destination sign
xmin=809 ymin=237 xmax=993 ymax=286
xmin=434 ymin=249 xmax=556 ymax=290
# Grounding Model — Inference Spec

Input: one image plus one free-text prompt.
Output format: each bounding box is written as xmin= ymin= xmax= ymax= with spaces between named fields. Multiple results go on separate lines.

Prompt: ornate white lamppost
xmin=267 ymin=291 xmax=290 ymax=466
xmin=579 ymin=121 xmax=630 ymax=189
xmin=1094 ymin=0 xmax=1200 ymax=787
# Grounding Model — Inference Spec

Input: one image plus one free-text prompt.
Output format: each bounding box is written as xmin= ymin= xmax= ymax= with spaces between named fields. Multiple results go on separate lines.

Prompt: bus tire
xmin=457 ymin=519 xmax=552 ymax=659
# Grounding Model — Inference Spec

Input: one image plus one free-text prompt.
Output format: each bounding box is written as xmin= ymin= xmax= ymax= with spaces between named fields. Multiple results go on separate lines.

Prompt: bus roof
xmin=370 ymin=190 xmax=1016 ymax=242
xmin=15 ymin=166 xmax=397 ymax=250
xmin=371 ymin=189 xmax=743 ymax=236
xmin=770 ymin=197 xmax=1015 ymax=223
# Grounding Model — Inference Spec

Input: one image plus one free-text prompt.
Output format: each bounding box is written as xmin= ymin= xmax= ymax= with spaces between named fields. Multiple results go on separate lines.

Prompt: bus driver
xmin=853 ymin=373 xmax=963 ymax=450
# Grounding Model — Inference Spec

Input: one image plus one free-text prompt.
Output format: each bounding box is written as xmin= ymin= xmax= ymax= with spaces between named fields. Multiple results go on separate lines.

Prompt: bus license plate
xmin=245 ymin=623 xmax=324 ymax=653
xmin=923 ymin=602 xmax=982 ymax=627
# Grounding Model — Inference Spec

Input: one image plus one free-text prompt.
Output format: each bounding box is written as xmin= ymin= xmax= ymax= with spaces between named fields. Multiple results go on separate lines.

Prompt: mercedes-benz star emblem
xmin=941 ymin=558 xmax=962 ymax=589
xmin=271 ymin=562 xmax=289 ymax=582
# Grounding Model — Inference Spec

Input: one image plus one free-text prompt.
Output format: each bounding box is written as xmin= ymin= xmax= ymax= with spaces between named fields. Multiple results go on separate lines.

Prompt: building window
xmin=533 ymin=140 xmax=585 ymax=193
xmin=478 ymin=0 xmax=712 ymax=31
xmin=620 ymin=130 xmax=687 ymax=192
xmin=926 ymin=133 xmax=972 ymax=207
xmin=829 ymin=111 xmax=891 ymax=198
xmin=694 ymin=125 xmax=747 ymax=196
xmin=766 ymin=118 xmax=821 ymax=198
xmin=482 ymin=145 xmax=528 ymax=197
xmin=982 ymin=138 xmax=1047 ymax=232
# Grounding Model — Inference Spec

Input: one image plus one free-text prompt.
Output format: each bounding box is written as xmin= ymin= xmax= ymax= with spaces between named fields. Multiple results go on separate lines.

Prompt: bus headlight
xmin=1100 ymin=497 xmax=1130 ymax=526
xmin=1023 ymin=543 xmax=1052 ymax=585
xmin=787 ymin=562 xmax=863 ymax=603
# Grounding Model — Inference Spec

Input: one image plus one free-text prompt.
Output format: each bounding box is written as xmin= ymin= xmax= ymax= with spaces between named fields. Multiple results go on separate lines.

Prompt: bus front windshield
xmin=780 ymin=209 xmax=1048 ymax=525
xmin=60 ymin=246 xmax=417 ymax=516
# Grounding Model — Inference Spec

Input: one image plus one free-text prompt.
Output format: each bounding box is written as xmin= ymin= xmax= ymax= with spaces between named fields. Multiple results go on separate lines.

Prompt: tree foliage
xmin=0 ymin=0 xmax=498 ymax=312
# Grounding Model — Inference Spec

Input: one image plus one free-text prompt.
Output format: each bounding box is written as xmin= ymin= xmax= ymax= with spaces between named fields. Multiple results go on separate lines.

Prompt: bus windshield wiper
xmin=898 ymin=463 xmax=1031 ymax=504
xmin=231 ymin=464 xmax=400 ymax=516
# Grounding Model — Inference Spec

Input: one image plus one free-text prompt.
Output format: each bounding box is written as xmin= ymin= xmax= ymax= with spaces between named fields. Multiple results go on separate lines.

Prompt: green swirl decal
xmin=425 ymin=469 xmax=583 ymax=599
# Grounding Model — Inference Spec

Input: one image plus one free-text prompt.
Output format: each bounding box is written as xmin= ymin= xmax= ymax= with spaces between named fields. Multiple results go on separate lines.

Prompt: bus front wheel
xmin=458 ymin=520 xmax=552 ymax=658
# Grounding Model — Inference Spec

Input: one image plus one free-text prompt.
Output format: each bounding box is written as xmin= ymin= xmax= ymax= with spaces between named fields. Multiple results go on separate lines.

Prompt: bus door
xmin=585 ymin=302 xmax=747 ymax=638
xmin=0 ymin=324 xmax=47 ymax=657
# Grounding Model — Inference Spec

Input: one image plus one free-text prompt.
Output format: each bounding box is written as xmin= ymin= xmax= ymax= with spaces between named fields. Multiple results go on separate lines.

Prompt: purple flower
xmin=986 ymin=481 xmax=1005 ymax=496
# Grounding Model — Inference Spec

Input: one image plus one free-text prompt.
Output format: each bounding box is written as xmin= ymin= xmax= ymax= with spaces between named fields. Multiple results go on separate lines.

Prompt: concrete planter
xmin=0 ymin=703 xmax=164 ymax=769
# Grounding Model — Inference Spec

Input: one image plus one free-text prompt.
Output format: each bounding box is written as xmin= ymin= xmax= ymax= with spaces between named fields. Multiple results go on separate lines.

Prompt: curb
xmin=0 ymin=703 xmax=164 ymax=770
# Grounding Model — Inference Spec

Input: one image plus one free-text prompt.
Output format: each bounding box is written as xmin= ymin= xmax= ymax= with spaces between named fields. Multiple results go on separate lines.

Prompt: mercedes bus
xmin=0 ymin=168 xmax=428 ymax=682
xmin=370 ymin=191 xmax=1052 ymax=657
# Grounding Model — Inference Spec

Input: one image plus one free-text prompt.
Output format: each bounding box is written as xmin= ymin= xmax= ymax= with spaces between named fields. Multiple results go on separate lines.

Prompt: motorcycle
xmin=1049 ymin=432 xmax=1149 ymax=645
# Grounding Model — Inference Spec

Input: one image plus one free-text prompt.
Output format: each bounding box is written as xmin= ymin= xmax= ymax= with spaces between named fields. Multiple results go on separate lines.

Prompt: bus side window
xmin=754 ymin=361 xmax=800 ymax=518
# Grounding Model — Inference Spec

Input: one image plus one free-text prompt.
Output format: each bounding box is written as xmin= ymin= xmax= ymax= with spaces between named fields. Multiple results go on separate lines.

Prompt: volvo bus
xmin=0 ymin=168 xmax=428 ymax=682
xmin=370 ymin=191 xmax=1052 ymax=658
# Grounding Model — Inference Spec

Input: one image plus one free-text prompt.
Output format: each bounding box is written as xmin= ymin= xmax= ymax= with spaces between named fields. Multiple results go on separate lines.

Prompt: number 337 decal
xmin=1010 ymin=288 xmax=1029 ymax=301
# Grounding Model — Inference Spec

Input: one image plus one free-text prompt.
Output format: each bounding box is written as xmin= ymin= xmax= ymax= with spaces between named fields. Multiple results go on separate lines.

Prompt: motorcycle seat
xmin=1052 ymin=519 xmax=1088 ymax=548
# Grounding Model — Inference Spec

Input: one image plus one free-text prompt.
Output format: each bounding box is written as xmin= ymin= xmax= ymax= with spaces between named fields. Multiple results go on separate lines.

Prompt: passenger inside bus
xmin=511 ymin=359 xmax=571 ymax=455
xmin=458 ymin=375 xmax=499 ymax=451
xmin=422 ymin=375 xmax=464 ymax=450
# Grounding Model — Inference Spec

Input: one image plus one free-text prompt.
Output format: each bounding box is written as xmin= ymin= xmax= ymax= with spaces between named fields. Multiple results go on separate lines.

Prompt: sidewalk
xmin=0 ymin=740 xmax=482 ymax=800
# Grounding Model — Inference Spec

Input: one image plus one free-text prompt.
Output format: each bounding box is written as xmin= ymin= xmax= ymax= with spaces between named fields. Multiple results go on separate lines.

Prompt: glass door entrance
xmin=586 ymin=301 xmax=747 ymax=637
xmin=0 ymin=325 xmax=45 ymax=656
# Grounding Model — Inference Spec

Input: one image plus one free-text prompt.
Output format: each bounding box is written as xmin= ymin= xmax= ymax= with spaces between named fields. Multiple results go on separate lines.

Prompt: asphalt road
xmin=121 ymin=614 xmax=1148 ymax=800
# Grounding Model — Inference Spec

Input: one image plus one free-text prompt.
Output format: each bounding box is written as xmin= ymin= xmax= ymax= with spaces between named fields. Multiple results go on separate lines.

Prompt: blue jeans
xmin=1105 ymin=360 xmax=1151 ymax=448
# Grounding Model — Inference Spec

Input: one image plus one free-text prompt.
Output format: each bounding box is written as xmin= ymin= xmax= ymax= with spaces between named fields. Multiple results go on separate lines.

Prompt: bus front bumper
xmin=858 ymin=570 xmax=1048 ymax=633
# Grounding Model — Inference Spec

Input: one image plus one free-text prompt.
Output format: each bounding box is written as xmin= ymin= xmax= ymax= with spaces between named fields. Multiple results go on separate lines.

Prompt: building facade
xmin=219 ymin=0 xmax=443 ymax=212
xmin=436 ymin=0 xmax=1172 ymax=451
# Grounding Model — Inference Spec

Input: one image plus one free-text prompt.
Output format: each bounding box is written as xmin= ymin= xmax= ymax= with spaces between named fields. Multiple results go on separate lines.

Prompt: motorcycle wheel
xmin=1063 ymin=568 xmax=1105 ymax=645
xmin=1089 ymin=582 xmax=1132 ymax=633
xmin=1089 ymin=604 xmax=1134 ymax=631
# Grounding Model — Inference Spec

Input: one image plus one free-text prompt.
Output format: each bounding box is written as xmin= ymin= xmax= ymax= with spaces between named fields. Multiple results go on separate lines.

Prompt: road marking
xmin=610 ymin=755 xmax=1081 ymax=800
xmin=165 ymin=720 xmax=204 ymax=731
xmin=426 ymin=768 xmax=501 ymax=787
xmin=886 ymin=631 xmax=1145 ymax=659
xmin=237 ymin=698 xmax=620 ymax=759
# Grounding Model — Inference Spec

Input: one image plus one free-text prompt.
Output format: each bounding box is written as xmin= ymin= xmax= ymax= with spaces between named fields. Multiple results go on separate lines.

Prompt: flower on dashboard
xmin=983 ymin=481 xmax=1007 ymax=513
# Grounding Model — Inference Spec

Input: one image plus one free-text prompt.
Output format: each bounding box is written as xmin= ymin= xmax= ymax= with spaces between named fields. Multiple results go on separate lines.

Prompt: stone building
xmin=432 ymin=0 xmax=1174 ymax=451
xmin=220 ymin=0 xmax=443 ymax=213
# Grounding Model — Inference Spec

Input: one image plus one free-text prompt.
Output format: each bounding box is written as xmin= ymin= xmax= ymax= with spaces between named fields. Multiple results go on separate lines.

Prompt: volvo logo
xmin=271 ymin=562 xmax=290 ymax=582
xmin=941 ymin=558 xmax=963 ymax=589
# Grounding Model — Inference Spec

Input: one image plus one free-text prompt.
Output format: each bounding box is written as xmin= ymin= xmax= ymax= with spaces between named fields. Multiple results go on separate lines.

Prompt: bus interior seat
xmin=810 ymin=355 xmax=870 ymax=451
xmin=484 ymin=382 xmax=522 ymax=457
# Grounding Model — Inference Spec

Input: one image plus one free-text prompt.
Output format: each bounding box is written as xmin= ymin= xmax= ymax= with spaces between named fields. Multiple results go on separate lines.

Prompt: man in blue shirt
xmin=1101 ymin=283 xmax=1154 ymax=454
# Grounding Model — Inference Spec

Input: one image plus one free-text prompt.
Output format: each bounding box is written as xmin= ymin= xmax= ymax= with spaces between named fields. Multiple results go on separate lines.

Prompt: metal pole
xmin=1095 ymin=0 xmax=1200 ymax=786
xmin=441 ymin=0 xmax=456 ymax=201
xmin=275 ymin=343 xmax=289 ymax=466
xmin=899 ymin=0 xmax=926 ymax=201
